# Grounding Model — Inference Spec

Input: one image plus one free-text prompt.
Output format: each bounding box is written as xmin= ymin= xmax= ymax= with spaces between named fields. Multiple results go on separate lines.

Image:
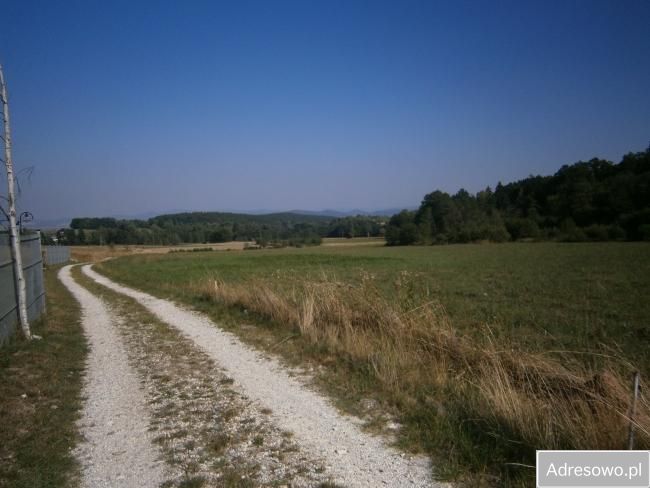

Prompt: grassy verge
xmin=96 ymin=243 xmax=650 ymax=485
xmin=0 ymin=265 xmax=86 ymax=488
xmin=188 ymin=273 xmax=648 ymax=485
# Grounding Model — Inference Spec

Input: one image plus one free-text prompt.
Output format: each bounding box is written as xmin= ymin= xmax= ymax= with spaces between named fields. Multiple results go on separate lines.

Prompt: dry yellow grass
xmin=193 ymin=273 xmax=649 ymax=454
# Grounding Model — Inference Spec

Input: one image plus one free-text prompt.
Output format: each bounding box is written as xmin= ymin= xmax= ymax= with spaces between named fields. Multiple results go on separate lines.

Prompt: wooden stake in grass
xmin=0 ymin=64 xmax=31 ymax=340
xmin=628 ymin=371 xmax=640 ymax=450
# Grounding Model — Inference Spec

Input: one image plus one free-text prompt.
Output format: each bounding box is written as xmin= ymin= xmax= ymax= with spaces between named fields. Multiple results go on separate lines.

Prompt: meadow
xmin=98 ymin=242 xmax=650 ymax=485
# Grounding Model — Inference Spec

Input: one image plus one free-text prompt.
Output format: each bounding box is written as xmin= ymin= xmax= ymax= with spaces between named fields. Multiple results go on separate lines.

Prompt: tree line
xmin=49 ymin=145 xmax=650 ymax=248
xmin=386 ymin=146 xmax=650 ymax=245
xmin=51 ymin=212 xmax=386 ymax=246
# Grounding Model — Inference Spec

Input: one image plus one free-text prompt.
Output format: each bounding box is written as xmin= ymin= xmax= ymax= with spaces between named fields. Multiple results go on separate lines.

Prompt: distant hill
xmin=60 ymin=211 xmax=386 ymax=246
xmin=289 ymin=208 xmax=415 ymax=218
xmin=149 ymin=211 xmax=334 ymax=226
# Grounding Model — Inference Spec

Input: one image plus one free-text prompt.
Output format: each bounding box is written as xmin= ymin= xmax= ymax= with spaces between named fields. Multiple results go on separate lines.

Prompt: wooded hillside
xmin=59 ymin=212 xmax=385 ymax=246
xmin=387 ymin=147 xmax=650 ymax=245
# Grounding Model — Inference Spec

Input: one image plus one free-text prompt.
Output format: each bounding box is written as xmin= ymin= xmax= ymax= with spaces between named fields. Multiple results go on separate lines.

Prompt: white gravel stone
xmin=59 ymin=266 xmax=165 ymax=488
xmin=84 ymin=264 xmax=448 ymax=488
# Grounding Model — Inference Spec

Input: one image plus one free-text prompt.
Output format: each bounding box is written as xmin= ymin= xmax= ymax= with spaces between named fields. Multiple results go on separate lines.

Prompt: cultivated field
xmin=70 ymin=241 xmax=252 ymax=262
xmin=97 ymin=241 xmax=650 ymax=485
xmin=70 ymin=238 xmax=383 ymax=263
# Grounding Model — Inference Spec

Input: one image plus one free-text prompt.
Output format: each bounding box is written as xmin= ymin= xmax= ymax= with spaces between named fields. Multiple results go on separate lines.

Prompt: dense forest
xmin=386 ymin=146 xmax=650 ymax=245
xmin=53 ymin=212 xmax=385 ymax=246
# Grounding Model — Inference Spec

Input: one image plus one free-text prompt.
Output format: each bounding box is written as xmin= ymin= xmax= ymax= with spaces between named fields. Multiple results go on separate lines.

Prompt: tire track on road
xmin=59 ymin=265 xmax=166 ymax=488
xmin=83 ymin=264 xmax=444 ymax=488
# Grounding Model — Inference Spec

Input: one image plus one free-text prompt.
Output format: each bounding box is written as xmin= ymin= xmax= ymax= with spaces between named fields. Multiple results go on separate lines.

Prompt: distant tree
xmin=639 ymin=224 xmax=650 ymax=241
xmin=416 ymin=206 xmax=433 ymax=244
xmin=506 ymin=218 xmax=540 ymax=240
xmin=385 ymin=225 xmax=401 ymax=246
xmin=385 ymin=210 xmax=417 ymax=246
xmin=58 ymin=228 xmax=77 ymax=245
xmin=40 ymin=232 xmax=56 ymax=245
xmin=399 ymin=222 xmax=419 ymax=245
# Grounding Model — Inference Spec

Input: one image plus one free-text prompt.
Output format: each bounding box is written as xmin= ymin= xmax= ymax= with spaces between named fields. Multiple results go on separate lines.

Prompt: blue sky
xmin=2 ymin=0 xmax=649 ymax=221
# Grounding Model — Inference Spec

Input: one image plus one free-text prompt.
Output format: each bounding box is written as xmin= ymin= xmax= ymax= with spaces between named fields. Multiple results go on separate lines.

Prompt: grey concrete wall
xmin=43 ymin=245 xmax=70 ymax=265
xmin=0 ymin=231 xmax=46 ymax=344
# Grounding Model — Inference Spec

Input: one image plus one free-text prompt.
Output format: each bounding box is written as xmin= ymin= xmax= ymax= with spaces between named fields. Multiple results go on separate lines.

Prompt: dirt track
xmin=59 ymin=266 xmax=165 ymax=488
xmin=61 ymin=263 xmax=443 ymax=487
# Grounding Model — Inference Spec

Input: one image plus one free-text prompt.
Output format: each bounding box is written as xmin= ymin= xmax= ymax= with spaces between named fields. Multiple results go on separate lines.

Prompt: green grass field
xmin=99 ymin=242 xmax=650 ymax=371
xmin=97 ymin=242 xmax=650 ymax=485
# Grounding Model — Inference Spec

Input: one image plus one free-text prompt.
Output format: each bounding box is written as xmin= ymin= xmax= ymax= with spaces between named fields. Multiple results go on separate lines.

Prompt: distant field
xmin=70 ymin=241 xmax=252 ymax=262
xmin=321 ymin=236 xmax=386 ymax=247
xmin=99 ymin=241 xmax=650 ymax=370
xmin=97 ymin=242 xmax=650 ymax=484
xmin=70 ymin=237 xmax=385 ymax=264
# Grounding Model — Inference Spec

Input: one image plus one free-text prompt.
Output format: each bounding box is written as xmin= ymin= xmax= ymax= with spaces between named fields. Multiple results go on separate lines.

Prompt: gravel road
xmin=83 ymin=264 xmax=444 ymax=488
xmin=59 ymin=265 xmax=165 ymax=488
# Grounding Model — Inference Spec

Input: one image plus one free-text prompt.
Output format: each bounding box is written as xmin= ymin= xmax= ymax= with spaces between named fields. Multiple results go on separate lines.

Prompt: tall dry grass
xmin=192 ymin=272 xmax=649 ymax=454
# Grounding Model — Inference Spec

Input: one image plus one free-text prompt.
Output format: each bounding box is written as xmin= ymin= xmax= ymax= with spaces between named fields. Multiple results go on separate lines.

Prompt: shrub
xmin=560 ymin=218 xmax=587 ymax=242
xmin=639 ymin=224 xmax=650 ymax=241
xmin=506 ymin=218 xmax=540 ymax=240
xmin=484 ymin=224 xmax=511 ymax=242
xmin=585 ymin=225 xmax=609 ymax=241
xmin=608 ymin=225 xmax=627 ymax=241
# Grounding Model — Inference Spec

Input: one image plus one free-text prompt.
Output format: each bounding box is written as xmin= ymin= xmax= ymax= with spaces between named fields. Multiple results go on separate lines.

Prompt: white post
xmin=0 ymin=64 xmax=31 ymax=340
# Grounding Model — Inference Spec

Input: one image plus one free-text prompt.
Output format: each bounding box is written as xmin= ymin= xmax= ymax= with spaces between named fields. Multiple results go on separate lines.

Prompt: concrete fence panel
xmin=43 ymin=245 xmax=70 ymax=265
xmin=0 ymin=231 xmax=46 ymax=344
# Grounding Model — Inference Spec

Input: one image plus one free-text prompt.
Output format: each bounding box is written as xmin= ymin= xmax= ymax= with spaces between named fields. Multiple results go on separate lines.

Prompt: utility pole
xmin=1 ymin=64 xmax=32 ymax=340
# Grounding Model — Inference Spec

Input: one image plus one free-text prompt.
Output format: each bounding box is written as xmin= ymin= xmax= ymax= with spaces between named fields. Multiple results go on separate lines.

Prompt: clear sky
xmin=2 ymin=0 xmax=649 ymax=221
